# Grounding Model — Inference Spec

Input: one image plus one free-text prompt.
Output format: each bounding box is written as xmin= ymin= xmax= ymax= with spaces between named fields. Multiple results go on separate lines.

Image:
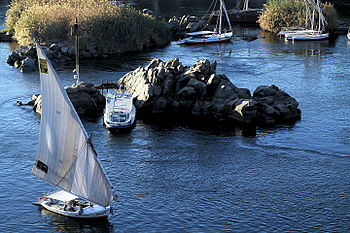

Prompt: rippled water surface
xmin=1 ymin=1 xmax=350 ymax=232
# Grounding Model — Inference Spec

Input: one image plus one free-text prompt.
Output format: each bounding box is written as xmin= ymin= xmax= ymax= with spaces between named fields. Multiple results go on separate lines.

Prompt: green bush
xmin=6 ymin=0 xmax=171 ymax=52
xmin=258 ymin=0 xmax=338 ymax=33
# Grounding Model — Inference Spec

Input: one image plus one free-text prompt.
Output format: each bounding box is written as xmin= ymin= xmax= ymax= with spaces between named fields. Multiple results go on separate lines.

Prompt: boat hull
xmin=286 ymin=33 xmax=329 ymax=41
xmin=178 ymin=32 xmax=233 ymax=45
xmin=347 ymin=33 xmax=350 ymax=40
xmin=104 ymin=115 xmax=136 ymax=129
xmin=39 ymin=200 xmax=111 ymax=220
xmin=278 ymin=29 xmax=315 ymax=37
xmin=103 ymin=106 xmax=136 ymax=130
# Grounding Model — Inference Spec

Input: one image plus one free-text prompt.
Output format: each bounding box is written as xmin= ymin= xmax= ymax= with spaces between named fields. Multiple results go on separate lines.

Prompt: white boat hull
xmin=278 ymin=29 xmax=315 ymax=37
xmin=286 ymin=32 xmax=329 ymax=41
xmin=104 ymin=106 xmax=136 ymax=129
xmin=38 ymin=199 xmax=111 ymax=219
xmin=347 ymin=33 xmax=350 ymax=40
xmin=178 ymin=32 xmax=233 ymax=45
xmin=104 ymin=92 xmax=136 ymax=130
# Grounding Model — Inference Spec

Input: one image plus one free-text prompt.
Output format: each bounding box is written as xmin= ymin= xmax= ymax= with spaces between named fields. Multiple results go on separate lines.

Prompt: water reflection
xmin=137 ymin=114 xmax=257 ymax=137
xmin=39 ymin=208 xmax=114 ymax=232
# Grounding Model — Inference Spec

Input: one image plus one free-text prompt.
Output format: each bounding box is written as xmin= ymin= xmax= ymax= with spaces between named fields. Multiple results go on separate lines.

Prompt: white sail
xmin=32 ymin=41 xmax=114 ymax=207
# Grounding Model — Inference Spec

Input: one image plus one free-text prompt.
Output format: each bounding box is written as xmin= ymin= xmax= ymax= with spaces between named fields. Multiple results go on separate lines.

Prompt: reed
xmin=258 ymin=0 xmax=337 ymax=33
xmin=6 ymin=0 xmax=171 ymax=52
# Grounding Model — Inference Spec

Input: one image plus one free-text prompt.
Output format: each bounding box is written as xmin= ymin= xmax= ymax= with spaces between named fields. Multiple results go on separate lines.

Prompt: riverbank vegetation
xmin=258 ymin=0 xmax=338 ymax=33
xmin=6 ymin=0 xmax=171 ymax=53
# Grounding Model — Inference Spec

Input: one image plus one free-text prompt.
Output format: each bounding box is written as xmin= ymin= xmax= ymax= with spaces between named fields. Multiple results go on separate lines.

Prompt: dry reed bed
xmin=6 ymin=0 xmax=171 ymax=53
xmin=258 ymin=0 xmax=337 ymax=33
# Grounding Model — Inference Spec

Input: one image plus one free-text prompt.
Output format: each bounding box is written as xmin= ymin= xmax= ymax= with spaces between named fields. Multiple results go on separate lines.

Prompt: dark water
xmin=1 ymin=1 xmax=350 ymax=232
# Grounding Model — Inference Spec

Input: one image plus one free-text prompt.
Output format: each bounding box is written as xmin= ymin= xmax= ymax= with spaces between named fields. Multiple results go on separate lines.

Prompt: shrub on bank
xmin=258 ymin=0 xmax=337 ymax=33
xmin=6 ymin=0 xmax=171 ymax=53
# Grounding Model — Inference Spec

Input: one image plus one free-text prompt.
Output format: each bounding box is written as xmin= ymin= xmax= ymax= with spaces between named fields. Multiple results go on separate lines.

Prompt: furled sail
xmin=32 ymin=40 xmax=114 ymax=207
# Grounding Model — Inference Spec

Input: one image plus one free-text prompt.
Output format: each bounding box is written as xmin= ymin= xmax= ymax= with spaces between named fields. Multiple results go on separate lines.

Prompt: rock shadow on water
xmin=138 ymin=113 xmax=257 ymax=137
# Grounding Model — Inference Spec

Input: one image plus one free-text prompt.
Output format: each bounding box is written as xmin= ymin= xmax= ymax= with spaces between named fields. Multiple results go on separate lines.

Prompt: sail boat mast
xmin=221 ymin=0 xmax=233 ymax=32
xmin=219 ymin=0 xmax=223 ymax=34
xmin=72 ymin=18 xmax=80 ymax=86
xmin=243 ymin=0 xmax=249 ymax=11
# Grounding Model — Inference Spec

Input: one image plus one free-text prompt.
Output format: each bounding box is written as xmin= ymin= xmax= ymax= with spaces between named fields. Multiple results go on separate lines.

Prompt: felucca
xmin=32 ymin=38 xmax=116 ymax=219
xmin=179 ymin=0 xmax=233 ymax=45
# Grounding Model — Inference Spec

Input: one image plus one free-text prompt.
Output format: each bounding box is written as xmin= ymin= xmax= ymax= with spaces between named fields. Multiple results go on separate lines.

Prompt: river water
xmin=1 ymin=0 xmax=350 ymax=232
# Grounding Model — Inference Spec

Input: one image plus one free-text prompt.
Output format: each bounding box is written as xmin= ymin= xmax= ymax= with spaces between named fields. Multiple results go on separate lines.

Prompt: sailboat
xmin=178 ymin=0 xmax=233 ymax=45
xmin=32 ymin=39 xmax=116 ymax=219
xmin=285 ymin=0 xmax=329 ymax=41
xmin=277 ymin=0 xmax=315 ymax=37
xmin=103 ymin=87 xmax=136 ymax=130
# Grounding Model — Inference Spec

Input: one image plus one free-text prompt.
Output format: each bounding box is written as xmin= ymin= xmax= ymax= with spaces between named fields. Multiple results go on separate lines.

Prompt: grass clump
xmin=258 ymin=0 xmax=338 ymax=33
xmin=6 ymin=0 xmax=171 ymax=53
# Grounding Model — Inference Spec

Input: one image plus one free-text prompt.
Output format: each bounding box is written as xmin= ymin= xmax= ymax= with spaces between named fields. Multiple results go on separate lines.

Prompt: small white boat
xmin=34 ymin=190 xmax=111 ymax=219
xmin=277 ymin=28 xmax=315 ymax=37
xmin=280 ymin=0 xmax=329 ymax=41
xmin=33 ymin=37 xmax=116 ymax=220
xmin=178 ymin=0 xmax=233 ymax=45
xmin=286 ymin=31 xmax=329 ymax=41
xmin=103 ymin=91 xmax=136 ymax=130
xmin=178 ymin=32 xmax=233 ymax=44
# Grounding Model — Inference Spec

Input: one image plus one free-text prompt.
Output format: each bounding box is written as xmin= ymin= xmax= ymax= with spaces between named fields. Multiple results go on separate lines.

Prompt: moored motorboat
xmin=103 ymin=90 xmax=136 ymax=130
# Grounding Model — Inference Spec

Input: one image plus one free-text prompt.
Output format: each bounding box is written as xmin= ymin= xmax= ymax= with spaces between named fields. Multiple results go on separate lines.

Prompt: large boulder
xmin=33 ymin=83 xmax=105 ymax=116
xmin=167 ymin=15 xmax=208 ymax=40
xmin=19 ymin=57 xmax=36 ymax=72
xmin=253 ymin=85 xmax=301 ymax=126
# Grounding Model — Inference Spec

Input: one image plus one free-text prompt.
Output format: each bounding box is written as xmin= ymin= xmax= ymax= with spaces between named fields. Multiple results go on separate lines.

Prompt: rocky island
xmin=118 ymin=58 xmax=301 ymax=127
xmin=30 ymin=57 xmax=301 ymax=128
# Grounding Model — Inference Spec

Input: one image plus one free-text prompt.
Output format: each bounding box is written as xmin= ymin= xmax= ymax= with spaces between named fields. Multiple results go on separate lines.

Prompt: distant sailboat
xmin=32 ymin=39 xmax=116 ymax=219
xmin=178 ymin=0 xmax=233 ymax=45
xmin=285 ymin=0 xmax=329 ymax=41
xmin=277 ymin=0 xmax=315 ymax=37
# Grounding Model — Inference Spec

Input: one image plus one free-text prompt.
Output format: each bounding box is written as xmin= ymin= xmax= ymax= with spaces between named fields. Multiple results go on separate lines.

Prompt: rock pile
xmin=119 ymin=58 xmax=301 ymax=127
xmin=253 ymin=85 xmax=301 ymax=125
xmin=6 ymin=43 xmax=104 ymax=72
xmin=33 ymin=82 xmax=105 ymax=116
xmin=167 ymin=15 xmax=208 ymax=39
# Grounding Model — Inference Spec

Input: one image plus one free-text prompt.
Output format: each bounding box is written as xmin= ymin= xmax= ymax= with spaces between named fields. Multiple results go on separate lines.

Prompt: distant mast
xmin=71 ymin=18 xmax=80 ymax=86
